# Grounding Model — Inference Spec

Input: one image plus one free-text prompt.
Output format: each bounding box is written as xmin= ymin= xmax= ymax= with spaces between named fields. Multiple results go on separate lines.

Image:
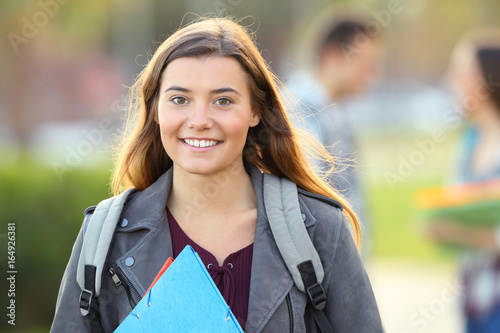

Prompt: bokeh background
xmin=1 ymin=0 xmax=499 ymax=332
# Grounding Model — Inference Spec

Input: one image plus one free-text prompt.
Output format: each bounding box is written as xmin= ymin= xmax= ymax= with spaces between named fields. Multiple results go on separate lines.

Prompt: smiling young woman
xmin=51 ymin=17 xmax=383 ymax=332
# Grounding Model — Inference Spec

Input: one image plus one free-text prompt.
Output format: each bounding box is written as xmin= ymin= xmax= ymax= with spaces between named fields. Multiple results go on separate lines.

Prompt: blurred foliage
xmin=0 ymin=156 xmax=111 ymax=332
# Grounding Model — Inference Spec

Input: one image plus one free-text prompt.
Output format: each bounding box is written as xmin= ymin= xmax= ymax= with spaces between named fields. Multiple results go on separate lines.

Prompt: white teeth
xmin=183 ymin=139 xmax=218 ymax=148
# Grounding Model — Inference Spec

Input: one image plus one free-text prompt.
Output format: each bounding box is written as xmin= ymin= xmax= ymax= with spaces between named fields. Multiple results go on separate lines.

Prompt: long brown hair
xmin=112 ymin=17 xmax=362 ymax=247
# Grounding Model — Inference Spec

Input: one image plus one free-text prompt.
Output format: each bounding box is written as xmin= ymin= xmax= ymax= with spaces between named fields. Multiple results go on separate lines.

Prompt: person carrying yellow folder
xmin=425 ymin=31 xmax=500 ymax=332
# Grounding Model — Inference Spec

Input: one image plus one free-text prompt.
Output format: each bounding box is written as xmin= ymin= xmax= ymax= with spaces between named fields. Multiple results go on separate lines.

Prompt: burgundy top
xmin=167 ymin=209 xmax=253 ymax=329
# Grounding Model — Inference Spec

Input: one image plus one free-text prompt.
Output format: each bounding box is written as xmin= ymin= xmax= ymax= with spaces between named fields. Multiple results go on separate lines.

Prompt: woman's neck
xmin=167 ymin=161 xmax=257 ymax=225
xmin=167 ymin=161 xmax=258 ymax=265
xmin=473 ymin=101 xmax=500 ymax=137
xmin=469 ymin=102 xmax=500 ymax=176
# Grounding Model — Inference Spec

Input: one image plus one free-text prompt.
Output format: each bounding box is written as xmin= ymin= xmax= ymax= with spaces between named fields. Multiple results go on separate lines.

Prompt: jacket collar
xmin=117 ymin=165 xmax=316 ymax=332
xmin=121 ymin=167 xmax=174 ymax=228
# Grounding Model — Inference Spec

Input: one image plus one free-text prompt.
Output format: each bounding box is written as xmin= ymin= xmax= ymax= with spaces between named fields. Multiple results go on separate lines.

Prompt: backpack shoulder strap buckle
xmin=306 ymin=282 xmax=326 ymax=310
xmin=298 ymin=260 xmax=326 ymax=310
xmin=79 ymin=288 xmax=94 ymax=316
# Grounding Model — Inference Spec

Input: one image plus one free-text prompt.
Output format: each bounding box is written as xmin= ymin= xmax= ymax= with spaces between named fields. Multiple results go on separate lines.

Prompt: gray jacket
xmin=51 ymin=166 xmax=383 ymax=332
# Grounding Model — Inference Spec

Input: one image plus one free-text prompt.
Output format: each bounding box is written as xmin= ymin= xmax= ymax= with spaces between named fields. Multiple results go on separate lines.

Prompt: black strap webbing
xmin=81 ymin=265 xmax=105 ymax=333
xmin=297 ymin=260 xmax=335 ymax=333
xmin=89 ymin=307 xmax=104 ymax=333
xmin=312 ymin=308 xmax=336 ymax=333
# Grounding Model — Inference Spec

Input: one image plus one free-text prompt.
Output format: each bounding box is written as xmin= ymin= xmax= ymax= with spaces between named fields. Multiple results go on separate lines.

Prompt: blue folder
xmin=114 ymin=246 xmax=244 ymax=332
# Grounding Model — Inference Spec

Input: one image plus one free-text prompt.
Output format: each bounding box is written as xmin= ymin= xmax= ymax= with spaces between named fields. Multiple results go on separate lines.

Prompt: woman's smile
xmin=180 ymin=138 xmax=223 ymax=150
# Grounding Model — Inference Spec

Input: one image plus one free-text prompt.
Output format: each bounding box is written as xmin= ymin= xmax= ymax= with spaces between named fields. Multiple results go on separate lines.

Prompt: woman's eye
xmin=171 ymin=97 xmax=188 ymax=105
xmin=215 ymin=98 xmax=232 ymax=106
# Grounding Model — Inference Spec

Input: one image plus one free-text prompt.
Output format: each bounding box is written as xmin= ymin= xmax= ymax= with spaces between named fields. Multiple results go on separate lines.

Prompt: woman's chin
xmin=174 ymin=161 xmax=220 ymax=176
xmin=173 ymin=158 xmax=244 ymax=178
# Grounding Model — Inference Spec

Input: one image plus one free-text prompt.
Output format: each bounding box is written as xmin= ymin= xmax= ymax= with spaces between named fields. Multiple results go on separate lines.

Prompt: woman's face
xmin=448 ymin=44 xmax=489 ymax=114
xmin=157 ymin=56 xmax=260 ymax=177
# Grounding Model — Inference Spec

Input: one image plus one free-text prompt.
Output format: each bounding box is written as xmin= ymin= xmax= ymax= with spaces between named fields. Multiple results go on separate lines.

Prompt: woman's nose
xmin=188 ymin=104 xmax=213 ymax=129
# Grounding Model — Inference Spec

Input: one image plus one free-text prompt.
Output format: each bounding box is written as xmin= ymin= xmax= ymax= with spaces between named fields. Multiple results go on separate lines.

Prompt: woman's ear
xmin=152 ymin=98 xmax=160 ymax=124
xmin=249 ymin=111 xmax=260 ymax=127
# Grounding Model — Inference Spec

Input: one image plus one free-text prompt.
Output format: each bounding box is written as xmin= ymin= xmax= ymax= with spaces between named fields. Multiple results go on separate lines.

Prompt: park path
xmin=368 ymin=259 xmax=464 ymax=333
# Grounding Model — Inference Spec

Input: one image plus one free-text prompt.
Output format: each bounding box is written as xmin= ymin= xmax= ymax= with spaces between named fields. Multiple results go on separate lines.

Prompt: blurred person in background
xmin=426 ymin=31 xmax=500 ymax=333
xmin=287 ymin=17 xmax=383 ymax=253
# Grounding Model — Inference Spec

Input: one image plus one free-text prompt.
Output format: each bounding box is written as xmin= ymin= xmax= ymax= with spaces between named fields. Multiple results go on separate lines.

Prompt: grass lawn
xmin=358 ymin=128 xmax=463 ymax=260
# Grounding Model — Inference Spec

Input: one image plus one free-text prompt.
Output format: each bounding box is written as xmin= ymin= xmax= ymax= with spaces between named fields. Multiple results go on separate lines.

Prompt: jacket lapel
xmin=115 ymin=168 xmax=175 ymax=296
xmin=245 ymin=167 xmax=294 ymax=333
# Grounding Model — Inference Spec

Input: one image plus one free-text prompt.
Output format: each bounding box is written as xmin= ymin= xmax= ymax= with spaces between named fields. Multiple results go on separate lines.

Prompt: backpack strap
xmin=76 ymin=189 xmax=135 ymax=321
xmin=262 ymin=173 xmax=326 ymax=307
xmin=263 ymin=173 xmax=335 ymax=332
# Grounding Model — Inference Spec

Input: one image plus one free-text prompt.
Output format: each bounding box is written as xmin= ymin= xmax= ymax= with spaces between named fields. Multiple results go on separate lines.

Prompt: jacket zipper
xmin=107 ymin=266 xmax=142 ymax=308
xmin=286 ymin=293 xmax=294 ymax=333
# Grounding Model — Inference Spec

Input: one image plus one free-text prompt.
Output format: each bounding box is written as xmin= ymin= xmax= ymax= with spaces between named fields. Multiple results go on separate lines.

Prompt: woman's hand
xmin=423 ymin=219 xmax=498 ymax=252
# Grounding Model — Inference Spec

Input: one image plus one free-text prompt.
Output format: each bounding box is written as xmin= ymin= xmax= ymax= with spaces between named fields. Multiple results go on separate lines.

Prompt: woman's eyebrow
xmin=211 ymin=87 xmax=240 ymax=95
xmin=164 ymin=86 xmax=190 ymax=93
xmin=163 ymin=86 xmax=241 ymax=95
